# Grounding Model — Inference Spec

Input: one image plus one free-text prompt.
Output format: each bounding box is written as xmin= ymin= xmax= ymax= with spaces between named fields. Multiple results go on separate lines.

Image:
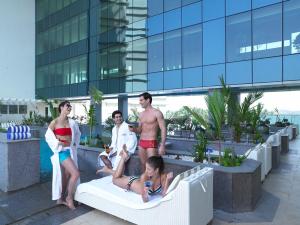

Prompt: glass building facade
xmin=36 ymin=0 xmax=300 ymax=98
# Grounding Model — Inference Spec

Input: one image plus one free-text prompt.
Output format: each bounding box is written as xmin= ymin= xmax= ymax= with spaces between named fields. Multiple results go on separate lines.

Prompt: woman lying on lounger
xmin=113 ymin=149 xmax=173 ymax=202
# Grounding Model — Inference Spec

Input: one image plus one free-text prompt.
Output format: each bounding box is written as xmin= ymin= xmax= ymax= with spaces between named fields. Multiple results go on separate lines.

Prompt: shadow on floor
xmin=214 ymin=190 xmax=280 ymax=223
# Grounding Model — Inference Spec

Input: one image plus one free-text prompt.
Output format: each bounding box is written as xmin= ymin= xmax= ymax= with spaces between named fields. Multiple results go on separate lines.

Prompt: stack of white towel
xmin=7 ymin=125 xmax=31 ymax=140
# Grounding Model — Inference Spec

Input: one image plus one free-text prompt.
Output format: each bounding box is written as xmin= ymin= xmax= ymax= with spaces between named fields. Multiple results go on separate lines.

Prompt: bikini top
xmin=53 ymin=127 xmax=72 ymax=136
xmin=148 ymin=184 xmax=162 ymax=195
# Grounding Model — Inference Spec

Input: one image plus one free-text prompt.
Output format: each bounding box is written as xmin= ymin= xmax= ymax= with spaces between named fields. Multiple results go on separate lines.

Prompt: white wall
xmin=0 ymin=0 xmax=35 ymax=100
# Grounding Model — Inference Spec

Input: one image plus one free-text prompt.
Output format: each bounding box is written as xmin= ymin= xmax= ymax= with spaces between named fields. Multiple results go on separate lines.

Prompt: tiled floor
xmin=1 ymin=137 xmax=300 ymax=225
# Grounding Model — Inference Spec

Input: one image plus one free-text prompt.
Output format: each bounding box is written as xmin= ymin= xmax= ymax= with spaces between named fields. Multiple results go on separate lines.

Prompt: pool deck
xmin=1 ymin=137 xmax=300 ymax=225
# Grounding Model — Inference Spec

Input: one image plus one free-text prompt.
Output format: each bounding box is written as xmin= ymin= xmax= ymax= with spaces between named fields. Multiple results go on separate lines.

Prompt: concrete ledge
xmin=0 ymin=138 xmax=40 ymax=192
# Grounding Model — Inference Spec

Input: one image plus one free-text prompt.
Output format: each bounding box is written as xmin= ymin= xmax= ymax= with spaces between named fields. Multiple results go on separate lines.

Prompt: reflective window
xmin=164 ymin=70 xmax=182 ymax=90
xmin=226 ymin=61 xmax=252 ymax=85
xmin=253 ymin=57 xmax=282 ymax=83
xmin=148 ymin=0 xmax=163 ymax=16
xmin=0 ymin=105 xmax=8 ymax=114
xmin=203 ymin=19 xmax=225 ymax=65
xmin=9 ymin=105 xmax=18 ymax=114
xmin=132 ymin=0 xmax=147 ymax=23
xmin=79 ymin=14 xmax=87 ymax=40
xmin=283 ymin=0 xmax=300 ymax=55
xmin=147 ymin=14 xmax=163 ymax=36
xmin=164 ymin=0 xmax=181 ymax=12
xmin=132 ymin=74 xmax=147 ymax=92
xmin=148 ymin=72 xmax=163 ymax=90
xmin=182 ymin=0 xmax=200 ymax=6
xmin=164 ymin=30 xmax=181 ymax=71
xmin=283 ymin=54 xmax=300 ymax=81
xmin=79 ymin=56 xmax=87 ymax=82
xmin=132 ymin=19 xmax=146 ymax=41
xmin=119 ymin=76 xmax=133 ymax=93
xmin=252 ymin=0 xmax=281 ymax=9
xmin=203 ymin=64 xmax=225 ymax=87
xmin=19 ymin=105 xmax=27 ymax=114
xmin=182 ymin=2 xmax=202 ymax=27
xmin=253 ymin=4 xmax=282 ymax=59
xmin=132 ymin=38 xmax=147 ymax=75
xmin=164 ymin=9 xmax=181 ymax=32
xmin=148 ymin=34 xmax=163 ymax=73
xmin=203 ymin=0 xmax=225 ymax=22
xmin=182 ymin=25 xmax=202 ymax=68
xmin=183 ymin=67 xmax=202 ymax=88
xmin=226 ymin=12 xmax=251 ymax=62
xmin=64 ymin=20 xmax=71 ymax=46
xmin=71 ymin=17 xmax=79 ymax=43
xmin=226 ymin=0 xmax=251 ymax=16
xmin=108 ymin=78 xmax=120 ymax=94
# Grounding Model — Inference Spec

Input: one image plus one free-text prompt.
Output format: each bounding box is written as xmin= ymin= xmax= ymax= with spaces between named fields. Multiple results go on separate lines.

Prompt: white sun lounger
xmin=75 ymin=167 xmax=213 ymax=225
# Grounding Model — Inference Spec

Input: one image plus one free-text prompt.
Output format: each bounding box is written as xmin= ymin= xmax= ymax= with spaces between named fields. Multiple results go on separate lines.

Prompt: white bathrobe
xmin=99 ymin=121 xmax=137 ymax=170
xmin=45 ymin=118 xmax=81 ymax=200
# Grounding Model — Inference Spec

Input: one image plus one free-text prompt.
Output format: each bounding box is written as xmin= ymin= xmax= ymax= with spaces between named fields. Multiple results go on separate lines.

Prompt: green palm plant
xmin=84 ymin=87 xmax=103 ymax=140
xmin=184 ymin=89 xmax=226 ymax=162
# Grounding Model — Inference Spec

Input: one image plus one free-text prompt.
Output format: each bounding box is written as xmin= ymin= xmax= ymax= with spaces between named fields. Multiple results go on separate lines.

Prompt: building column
xmin=94 ymin=102 xmax=102 ymax=136
xmin=118 ymin=95 xmax=128 ymax=120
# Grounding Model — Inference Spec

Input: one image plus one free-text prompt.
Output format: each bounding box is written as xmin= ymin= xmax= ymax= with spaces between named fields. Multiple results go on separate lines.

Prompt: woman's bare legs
xmin=112 ymin=151 xmax=143 ymax=194
xmin=57 ymin=166 xmax=69 ymax=204
xmin=61 ymin=157 xmax=80 ymax=209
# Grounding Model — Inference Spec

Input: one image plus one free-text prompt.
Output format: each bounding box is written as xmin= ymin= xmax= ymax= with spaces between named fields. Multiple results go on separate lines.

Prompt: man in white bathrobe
xmin=97 ymin=110 xmax=137 ymax=174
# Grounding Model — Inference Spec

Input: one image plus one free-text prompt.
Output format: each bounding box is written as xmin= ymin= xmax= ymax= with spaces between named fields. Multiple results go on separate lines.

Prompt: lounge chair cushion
xmin=76 ymin=176 xmax=165 ymax=210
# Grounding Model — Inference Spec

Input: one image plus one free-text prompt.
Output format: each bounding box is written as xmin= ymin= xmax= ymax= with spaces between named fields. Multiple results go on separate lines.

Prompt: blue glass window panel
xmin=164 ymin=0 xmax=181 ymax=12
xmin=132 ymin=74 xmax=147 ymax=92
xmin=252 ymin=0 xmax=282 ymax=9
xmin=148 ymin=34 xmax=163 ymax=73
xmin=253 ymin=57 xmax=282 ymax=83
xmin=203 ymin=18 xmax=225 ymax=65
xmin=203 ymin=0 xmax=225 ymax=22
xmin=164 ymin=70 xmax=182 ymax=90
xmin=107 ymin=78 xmax=120 ymax=94
xmin=182 ymin=0 xmax=200 ymax=6
xmin=253 ymin=4 xmax=282 ymax=59
xmin=226 ymin=12 xmax=251 ymax=62
xmin=164 ymin=29 xmax=182 ymax=71
xmin=283 ymin=0 xmax=300 ymax=55
xmin=119 ymin=76 xmax=133 ymax=93
xmin=226 ymin=0 xmax=251 ymax=16
xmin=148 ymin=72 xmax=163 ymax=90
xmin=147 ymin=0 xmax=163 ymax=16
xmin=147 ymin=14 xmax=163 ymax=36
xmin=283 ymin=54 xmax=300 ymax=81
xmin=164 ymin=9 xmax=181 ymax=32
xmin=183 ymin=67 xmax=202 ymax=88
xmin=226 ymin=61 xmax=252 ymax=85
xmin=182 ymin=25 xmax=202 ymax=68
xmin=203 ymin=64 xmax=225 ymax=87
xmin=182 ymin=2 xmax=202 ymax=27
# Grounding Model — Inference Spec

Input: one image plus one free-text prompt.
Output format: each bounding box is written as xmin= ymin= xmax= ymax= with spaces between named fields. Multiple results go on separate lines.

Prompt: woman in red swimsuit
xmin=48 ymin=101 xmax=80 ymax=209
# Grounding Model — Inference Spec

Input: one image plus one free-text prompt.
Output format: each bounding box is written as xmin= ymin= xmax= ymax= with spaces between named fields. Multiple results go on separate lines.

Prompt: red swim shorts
xmin=139 ymin=139 xmax=158 ymax=149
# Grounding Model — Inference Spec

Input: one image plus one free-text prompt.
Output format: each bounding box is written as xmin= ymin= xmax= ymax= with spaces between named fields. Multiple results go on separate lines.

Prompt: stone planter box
xmin=166 ymin=137 xmax=255 ymax=156
xmin=0 ymin=138 xmax=40 ymax=192
xmin=280 ymin=134 xmax=289 ymax=154
xmin=77 ymin=145 xmax=261 ymax=213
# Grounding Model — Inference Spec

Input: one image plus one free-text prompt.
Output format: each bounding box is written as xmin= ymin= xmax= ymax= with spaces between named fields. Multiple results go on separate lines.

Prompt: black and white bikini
xmin=126 ymin=176 xmax=162 ymax=195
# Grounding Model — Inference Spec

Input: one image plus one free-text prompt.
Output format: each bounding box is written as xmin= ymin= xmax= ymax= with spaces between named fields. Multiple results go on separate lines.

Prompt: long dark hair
xmin=147 ymin=156 xmax=164 ymax=174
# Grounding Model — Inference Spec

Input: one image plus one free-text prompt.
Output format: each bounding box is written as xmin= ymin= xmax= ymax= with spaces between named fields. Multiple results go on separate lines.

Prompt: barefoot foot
xmin=63 ymin=197 xmax=76 ymax=210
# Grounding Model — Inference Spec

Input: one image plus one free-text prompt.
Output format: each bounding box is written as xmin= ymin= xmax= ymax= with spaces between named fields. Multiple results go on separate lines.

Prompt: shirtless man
xmin=129 ymin=92 xmax=166 ymax=172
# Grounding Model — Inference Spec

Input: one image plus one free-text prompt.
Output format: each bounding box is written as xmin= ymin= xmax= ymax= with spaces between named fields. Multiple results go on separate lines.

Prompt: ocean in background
xmin=267 ymin=114 xmax=300 ymax=127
